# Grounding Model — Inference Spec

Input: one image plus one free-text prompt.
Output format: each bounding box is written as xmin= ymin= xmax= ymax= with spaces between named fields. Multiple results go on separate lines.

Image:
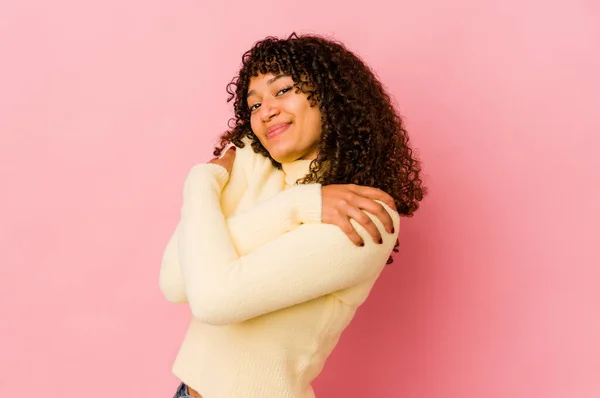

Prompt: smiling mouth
xmin=266 ymin=123 xmax=291 ymax=139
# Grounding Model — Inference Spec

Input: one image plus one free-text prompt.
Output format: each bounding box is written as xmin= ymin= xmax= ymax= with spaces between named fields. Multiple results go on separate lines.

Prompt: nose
xmin=258 ymin=96 xmax=280 ymax=122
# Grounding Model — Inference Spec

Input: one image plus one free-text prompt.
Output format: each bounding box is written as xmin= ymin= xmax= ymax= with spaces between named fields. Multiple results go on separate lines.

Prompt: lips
xmin=266 ymin=123 xmax=291 ymax=139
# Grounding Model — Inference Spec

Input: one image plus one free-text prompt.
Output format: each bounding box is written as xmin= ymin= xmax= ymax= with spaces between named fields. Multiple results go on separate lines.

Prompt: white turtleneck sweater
xmin=159 ymin=138 xmax=400 ymax=398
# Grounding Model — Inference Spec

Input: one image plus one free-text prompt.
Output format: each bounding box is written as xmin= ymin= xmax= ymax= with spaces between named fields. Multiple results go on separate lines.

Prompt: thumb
xmin=218 ymin=143 xmax=237 ymax=158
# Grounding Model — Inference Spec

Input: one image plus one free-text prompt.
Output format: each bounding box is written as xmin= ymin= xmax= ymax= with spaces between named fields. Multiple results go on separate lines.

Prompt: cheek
xmin=307 ymin=107 xmax=322 ymax=135
xmin=250 ymin=114 xmax=261 ymax=135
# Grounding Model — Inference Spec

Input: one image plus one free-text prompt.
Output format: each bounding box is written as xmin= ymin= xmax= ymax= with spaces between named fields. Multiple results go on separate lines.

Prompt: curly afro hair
xmin=214 ymin=32 xmax=426 ymax=220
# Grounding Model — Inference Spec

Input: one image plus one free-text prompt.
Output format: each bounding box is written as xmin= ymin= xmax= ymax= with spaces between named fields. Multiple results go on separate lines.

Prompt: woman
xmin=160 ymin=33 xmax=426 ymax=398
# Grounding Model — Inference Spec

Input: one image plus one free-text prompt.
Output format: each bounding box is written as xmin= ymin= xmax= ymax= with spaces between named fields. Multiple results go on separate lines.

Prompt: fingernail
xmin=378 ymin=238 xmax=383 ymax=244
xmin=391 ymin=227 xmax=395 ymax=234
xmin=229 ymin=146 xmax=236 ymax=152
xmin=359 ymin=242 xmax=364 ymax=247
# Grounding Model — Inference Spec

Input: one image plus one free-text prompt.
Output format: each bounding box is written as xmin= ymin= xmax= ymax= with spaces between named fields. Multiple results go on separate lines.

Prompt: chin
xmin=270 ymin=152 xmax=297 ymax=164
xmin=265 ymin=143 xmax=298 ymax=164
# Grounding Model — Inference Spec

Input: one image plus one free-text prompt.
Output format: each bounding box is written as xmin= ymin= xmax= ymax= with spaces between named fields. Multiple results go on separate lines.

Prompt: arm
xmin=159 ymin=178 xmax=322 ymax=303
xmin=159 ymin=223 xmax=185 ymax=303
xmin=178 ymin=164 xmax=400 ymax=325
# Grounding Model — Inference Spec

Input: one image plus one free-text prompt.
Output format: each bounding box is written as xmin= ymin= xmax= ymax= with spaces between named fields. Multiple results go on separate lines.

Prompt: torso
xmin=168 ymin=140 xmax=388 ymax=396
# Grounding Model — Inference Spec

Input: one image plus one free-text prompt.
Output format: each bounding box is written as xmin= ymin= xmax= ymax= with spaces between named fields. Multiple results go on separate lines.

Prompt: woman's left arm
xmin=178 ymin=163 xmax=400 ymax=326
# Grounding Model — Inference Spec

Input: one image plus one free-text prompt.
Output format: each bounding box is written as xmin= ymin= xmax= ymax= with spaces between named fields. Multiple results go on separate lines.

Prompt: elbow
xmin=158 ymin=275 xmax=188 ymax=304
xmin=162 ymin=291 xmax=187 ymax=304
xmin=159 ymin=283 xmax=187 ymax=304
xmin=190 ymin=308 xmax=230 ymax=326
xmin=187 ymin=294 xmax=240 ymax=326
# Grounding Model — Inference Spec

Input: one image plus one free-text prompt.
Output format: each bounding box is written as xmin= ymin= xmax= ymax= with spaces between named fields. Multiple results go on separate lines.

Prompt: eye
xmin=276 ymin=86 xmax=292 ymax=96
xmin=249 ymin=103 xmax=261 ymax=112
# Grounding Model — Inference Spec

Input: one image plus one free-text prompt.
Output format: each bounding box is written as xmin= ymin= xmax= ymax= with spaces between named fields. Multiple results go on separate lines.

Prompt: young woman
xmin=160 ymin=33 xmax=426 ymax=398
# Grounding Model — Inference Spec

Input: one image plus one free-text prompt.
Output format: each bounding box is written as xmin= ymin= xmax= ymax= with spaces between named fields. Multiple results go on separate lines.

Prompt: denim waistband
xmin=173 ymin=382 xmax=193 ymax=398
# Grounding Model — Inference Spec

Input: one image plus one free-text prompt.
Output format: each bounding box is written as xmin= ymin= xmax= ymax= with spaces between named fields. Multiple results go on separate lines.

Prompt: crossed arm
xmin=159 ymin=181 xmax=322 ymax=303
xmin=165 ymin=164 xmax=399 ymax=325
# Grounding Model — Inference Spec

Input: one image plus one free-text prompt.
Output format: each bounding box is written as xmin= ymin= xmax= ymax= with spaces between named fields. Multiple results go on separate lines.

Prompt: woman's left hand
xmin=208 ymin=145 xmax=236 ymax=174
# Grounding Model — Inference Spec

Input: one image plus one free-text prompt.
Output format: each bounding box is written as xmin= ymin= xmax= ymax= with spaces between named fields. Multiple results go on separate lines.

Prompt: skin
xmin=246 ymin=73 xmax=322 ymax=163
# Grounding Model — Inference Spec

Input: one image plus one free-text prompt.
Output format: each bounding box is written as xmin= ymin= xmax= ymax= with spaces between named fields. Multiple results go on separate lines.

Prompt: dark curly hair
xmin=214 ymin=33 xmax=427 ymax=260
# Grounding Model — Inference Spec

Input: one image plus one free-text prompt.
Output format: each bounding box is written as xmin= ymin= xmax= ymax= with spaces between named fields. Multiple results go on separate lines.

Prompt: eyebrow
xmin=247 ymin=74 xmax=289 ymax=98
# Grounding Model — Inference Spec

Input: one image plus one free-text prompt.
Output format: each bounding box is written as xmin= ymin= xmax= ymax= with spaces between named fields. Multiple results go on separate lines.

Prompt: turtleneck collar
xmin=281 ymin=158 xmax=314 ymax=187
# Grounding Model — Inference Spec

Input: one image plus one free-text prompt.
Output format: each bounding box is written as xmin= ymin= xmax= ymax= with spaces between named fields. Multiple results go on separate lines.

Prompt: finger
xmin=218 ymin=143 xmax=237 ymax=158
xmin=345 ymin=205 xmax=383 ymax=244
xmin=355 ymin=196 xmax=395 ymax=234
xmin=352 ymin=186 xmax=396 ymax=211
xmin=220 ymin=146 xmax=237 ymax=170
xmin=223 ymin=146 xmax=237 ymax=156
xmin=335 ymin=216 xmax=365 ymax=247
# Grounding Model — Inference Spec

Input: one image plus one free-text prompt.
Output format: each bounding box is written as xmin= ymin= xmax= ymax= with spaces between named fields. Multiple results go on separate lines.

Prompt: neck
xmin=281 ymin=158 xmax=313 ymax=186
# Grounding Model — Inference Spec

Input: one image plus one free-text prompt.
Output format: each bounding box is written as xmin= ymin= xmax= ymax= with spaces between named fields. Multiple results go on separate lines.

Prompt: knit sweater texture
xmin=159 ymin=138 xmax=400 ymax=397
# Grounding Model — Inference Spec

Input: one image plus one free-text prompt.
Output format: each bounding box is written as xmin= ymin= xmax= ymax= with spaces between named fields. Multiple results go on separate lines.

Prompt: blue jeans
xmin=173 ymin=383 xmax=194 ymax=398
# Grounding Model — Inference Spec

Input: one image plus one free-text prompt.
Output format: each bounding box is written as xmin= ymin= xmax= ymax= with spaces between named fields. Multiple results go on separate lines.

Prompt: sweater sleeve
xmin=178 ymin=164 xmax=400 ymax=326
xmin=159 ymin=168 xmax=323 ymax=304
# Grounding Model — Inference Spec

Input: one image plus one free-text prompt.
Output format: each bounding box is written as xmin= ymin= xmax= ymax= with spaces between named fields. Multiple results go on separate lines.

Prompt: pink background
xmin=1 ymin=0 xmax=599 ymax=397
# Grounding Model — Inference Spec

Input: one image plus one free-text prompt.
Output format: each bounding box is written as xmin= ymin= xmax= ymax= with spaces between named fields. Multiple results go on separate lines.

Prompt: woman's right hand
xmin=321 ymin=184 xmax=397 ymax=247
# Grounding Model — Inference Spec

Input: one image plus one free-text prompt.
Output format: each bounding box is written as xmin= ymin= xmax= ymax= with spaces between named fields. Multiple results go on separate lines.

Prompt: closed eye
xmin=249 ymin=87 xmax=292 ymax=112
xmin=277 ymin=87 xmax=292 ymax=96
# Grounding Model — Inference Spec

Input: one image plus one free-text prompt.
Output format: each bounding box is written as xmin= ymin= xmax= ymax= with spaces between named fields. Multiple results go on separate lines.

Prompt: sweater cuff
xmin=292 ymin=184 xmax=322 ymax=224
xmin=189 ymin=163 xmax=230 ymax=191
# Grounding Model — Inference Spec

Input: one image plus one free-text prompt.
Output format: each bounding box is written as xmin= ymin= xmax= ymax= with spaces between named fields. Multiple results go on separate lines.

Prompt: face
xmin=247 ymin=73 xmax=322 ymax=164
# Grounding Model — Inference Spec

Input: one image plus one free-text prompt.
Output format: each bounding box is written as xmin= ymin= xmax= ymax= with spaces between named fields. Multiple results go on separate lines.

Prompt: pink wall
xmin=1 ymin=0 xmax=598 ymax=396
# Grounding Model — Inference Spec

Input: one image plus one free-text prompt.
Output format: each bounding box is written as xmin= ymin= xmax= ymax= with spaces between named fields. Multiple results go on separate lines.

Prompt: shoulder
xmin=330 ymin=200 xmax=399 ymax=259
xmin=233 ymin=136 xmax=276 ymax=180
xmin=230 ymin=136 xmax=265 ymax=168
xmin=300 ymin=200 xmax=400 ymax=261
